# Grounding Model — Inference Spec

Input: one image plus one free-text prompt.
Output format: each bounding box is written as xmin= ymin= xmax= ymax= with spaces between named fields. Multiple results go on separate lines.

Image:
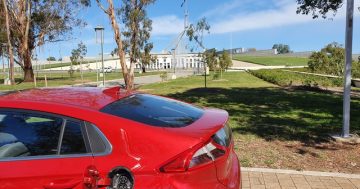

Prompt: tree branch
xmin=14 ymin=58 xmax=23 ymax=68
xmin=4 ymin=54 xmax=23 ymax=68
xmin=96 ymin=0 xmax=110 ymax=15
xmin=6 ymin=0 xmax=19 ymax=21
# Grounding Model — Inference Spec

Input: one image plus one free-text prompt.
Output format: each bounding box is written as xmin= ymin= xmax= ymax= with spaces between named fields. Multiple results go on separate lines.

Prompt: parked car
xmin=0 ymin=87 xmax=241 ymax=189
xmin=100 ymin=66 xmax=113 ymax=73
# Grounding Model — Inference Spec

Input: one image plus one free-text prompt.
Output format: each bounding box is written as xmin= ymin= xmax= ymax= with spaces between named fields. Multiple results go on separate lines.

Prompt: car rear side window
xmin=85 ymin=123 xmax=111 ymax=154
xmin=101 ymin=94 xmax=204 ymax=127
xmin=60 ymin=120 xmax=88 ymax=155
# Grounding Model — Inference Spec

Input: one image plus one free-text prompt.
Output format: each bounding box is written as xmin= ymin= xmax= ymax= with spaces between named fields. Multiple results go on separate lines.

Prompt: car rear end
xmin=100 ymin=93 xmax=241 ymax=189
xmin=157 ymin=111 xmax=241 ymax=189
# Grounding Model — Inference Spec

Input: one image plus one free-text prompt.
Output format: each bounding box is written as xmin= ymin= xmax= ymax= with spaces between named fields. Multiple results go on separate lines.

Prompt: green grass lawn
xmin=0 ymin=71 xmax=161 ymax=91
xmin=233 ymin=55 xmax=309 ymax=66
xmin=141 ymin=72 xmax=360 ymax=140
xmin=140 ymin=72 xmax=360 ymax=173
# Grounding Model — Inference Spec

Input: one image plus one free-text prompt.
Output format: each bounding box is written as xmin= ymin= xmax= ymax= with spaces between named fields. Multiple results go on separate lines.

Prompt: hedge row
xmin=249 ymin=69 xmax=343 ymax=88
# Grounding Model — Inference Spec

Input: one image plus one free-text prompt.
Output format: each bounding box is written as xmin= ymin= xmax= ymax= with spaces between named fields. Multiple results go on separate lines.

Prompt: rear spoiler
xmin=102 ymin=86 xmax=134 ymax=98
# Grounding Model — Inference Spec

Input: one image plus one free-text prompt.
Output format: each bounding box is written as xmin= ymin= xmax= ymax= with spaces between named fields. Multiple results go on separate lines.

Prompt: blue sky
xmin=36 ymin=0 xmax=360 ymax=60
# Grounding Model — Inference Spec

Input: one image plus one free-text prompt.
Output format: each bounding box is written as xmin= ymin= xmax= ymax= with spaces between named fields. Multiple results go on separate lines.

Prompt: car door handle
xmin=43 ymin=180 xmax=81 ymax=189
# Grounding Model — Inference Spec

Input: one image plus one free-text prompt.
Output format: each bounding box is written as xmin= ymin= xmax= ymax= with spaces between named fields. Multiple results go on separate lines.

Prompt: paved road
xmin=72 ymin=70 xmax=194 ymax=87
xmin=242 ymin=168 xmax=360 ymax=189
xmin=232 ymin=60 xmax=263 ymax=68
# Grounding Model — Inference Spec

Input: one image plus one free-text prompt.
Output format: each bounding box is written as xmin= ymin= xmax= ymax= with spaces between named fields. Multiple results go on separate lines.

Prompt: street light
xmin=342 ymin=0 xmax=354 ymax=138
xmin=95 ymin=25 xmax=105 ymax=87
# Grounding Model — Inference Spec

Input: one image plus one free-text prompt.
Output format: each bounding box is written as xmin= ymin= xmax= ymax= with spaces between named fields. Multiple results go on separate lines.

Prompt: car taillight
xmin=189 ymin=141 xmax=225 ymax=168
xmin=212 ymin=124 xmax=232 ymax=147
xmin=160 ymin=124 xmax=232 ymax=173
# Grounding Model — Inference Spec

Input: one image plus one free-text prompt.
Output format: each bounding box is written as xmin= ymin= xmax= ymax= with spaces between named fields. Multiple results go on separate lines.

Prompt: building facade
xmin=135 ymin=53 xmax=204 ymax=70
xmin=42 ymin=53 xmax=204 ymax=71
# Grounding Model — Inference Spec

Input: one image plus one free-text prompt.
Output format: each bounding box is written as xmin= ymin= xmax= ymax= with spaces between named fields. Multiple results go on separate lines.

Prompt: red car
xmin=0 ymin=87 xmax=241 ymax=189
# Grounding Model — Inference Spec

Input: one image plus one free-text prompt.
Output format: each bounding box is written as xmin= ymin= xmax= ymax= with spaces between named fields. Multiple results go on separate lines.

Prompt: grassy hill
xmin=233 ymin=55 xmax=309 ymax=66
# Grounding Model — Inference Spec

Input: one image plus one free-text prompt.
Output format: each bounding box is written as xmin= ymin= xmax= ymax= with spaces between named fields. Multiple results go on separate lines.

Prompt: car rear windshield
xmin=100 ymin=94 xmax=204 ymax=127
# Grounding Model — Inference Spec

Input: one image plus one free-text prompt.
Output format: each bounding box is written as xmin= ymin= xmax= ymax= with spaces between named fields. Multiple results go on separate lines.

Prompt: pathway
xmin=242 ymin=168 xmax=360 ymax=189
xmin=71 ymin=70 xmax=193 ymax=87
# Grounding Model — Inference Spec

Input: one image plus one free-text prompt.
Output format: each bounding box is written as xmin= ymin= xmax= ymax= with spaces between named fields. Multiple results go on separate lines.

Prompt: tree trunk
xmin=80 ymin=59 xmax=83 ymax=82
xmin=103 ymin=0 xmax=131 ymax=89
xmin=2 ymin=0 xmax=15 ymax=85
xmin=126 ymin=72 xmax=134 ymax=90
xmin=142 ymin=64 xmax=146 ymax=73
xmin=127 ymin=0 xmax=138 ymax=90
xmin=23 ymin=66 xmax=34 ymax=82
xmin=22 ymin=49 xmax=34 ymax=82
xmin=2 ymin=55 xmax=4 ymax=77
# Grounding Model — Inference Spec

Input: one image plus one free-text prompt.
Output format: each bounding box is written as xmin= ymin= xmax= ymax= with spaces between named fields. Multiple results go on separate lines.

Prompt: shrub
xmin=353 ymin=61 xmax=360 ymax=78
xmin=212 ymin=72 xmax=220 ymax=80
xmin=308 ymin=42 xmax=360 ymax=79
xmin=302 ymin=77 xmax=313 ymax=87
xmin=249 ymin=69 xmax=343 ymax=88
xmin=47 ymin=56 xmax=56 ymax=61
xmin=68 ymin=66 xmax=75 ymax=77
xmin=308 ymin=42 xmax=344 ymax=76
xmin=160 ymin=72 xmax=168 ymax=82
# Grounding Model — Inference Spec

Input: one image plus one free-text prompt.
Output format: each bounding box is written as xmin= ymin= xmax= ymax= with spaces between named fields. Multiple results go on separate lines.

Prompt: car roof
xmin=0 ymin=87 xmax=131 ymax=110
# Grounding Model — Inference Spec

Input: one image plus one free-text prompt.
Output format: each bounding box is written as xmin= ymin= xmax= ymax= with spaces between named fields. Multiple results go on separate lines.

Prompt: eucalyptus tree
xmin=96 ymin=0 xmax=155 ymax=90
xmin=1 ymin=0 xmax=90 ymax=82
xmin=70 ymin=41 xmax=87 ymax=80
xmin=120 ymin=0 xmax=155 ymax=78
xmin=296 ymin=0 xmax=343 ymax=19
xmin=218 ymin=51 xmax=232 ymax=79
xmin=1 ymin=0 xmax=15 ymax=84
xmin=186 ymin=17 xmax=211 ymax=88
xmin=140 ymin=43 xmax=156 ymax=73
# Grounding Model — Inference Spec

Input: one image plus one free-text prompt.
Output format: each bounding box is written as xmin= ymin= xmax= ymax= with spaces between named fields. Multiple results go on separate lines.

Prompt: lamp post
xmin=95 ymin=25 xmax=105 ymax=87
xmin=342 ymin=0 xmax=354 ymax=138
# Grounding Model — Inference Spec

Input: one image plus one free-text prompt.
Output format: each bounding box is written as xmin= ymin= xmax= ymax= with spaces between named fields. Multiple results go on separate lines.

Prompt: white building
xmin=135 ymin=53 xmax=204 ymax=70
xmin=45 ymin=52 xmax=204 ymax=71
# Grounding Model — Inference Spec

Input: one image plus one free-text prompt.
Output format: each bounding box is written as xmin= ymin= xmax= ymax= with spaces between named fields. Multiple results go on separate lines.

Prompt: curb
xmin=241 ymin=167 xmax=360 ymax=179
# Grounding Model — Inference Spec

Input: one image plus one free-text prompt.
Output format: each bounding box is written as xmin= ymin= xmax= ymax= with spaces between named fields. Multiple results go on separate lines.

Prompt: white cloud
xmin=151 ymin=15 xmax=184 ymax=36
xmin=210 ymin=1 xmax=351 ymax=34
xmin=82 ymin=37 xmax=115 ymax=46
xmin=200 ymin=0 xmax=249 ymax=18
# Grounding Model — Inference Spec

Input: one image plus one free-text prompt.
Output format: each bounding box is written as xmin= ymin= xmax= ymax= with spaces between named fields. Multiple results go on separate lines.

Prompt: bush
xmin=160 ymin=72 xmax=168 ymax=82
xmin=47 ymin=56 xmax=56 ymax=61
xmin=308 ymin=42 xmax=360 ymax=79
xmin=68 ymin=67 xmax=75 ymax=78
xmin=249 ymin=69 xmax=343 ymax=88
xmin=308 ymin=43 xmax=345 ymax=76
xmin=353 ymin=61 xmax=360 ymax=78
xmin=212 ymin=72 xmax=220 ymax=80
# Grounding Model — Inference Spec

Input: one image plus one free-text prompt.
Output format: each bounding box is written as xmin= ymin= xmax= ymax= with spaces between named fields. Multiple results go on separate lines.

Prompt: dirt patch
xmin=235 ymin=135 xmax=360 ymax=174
